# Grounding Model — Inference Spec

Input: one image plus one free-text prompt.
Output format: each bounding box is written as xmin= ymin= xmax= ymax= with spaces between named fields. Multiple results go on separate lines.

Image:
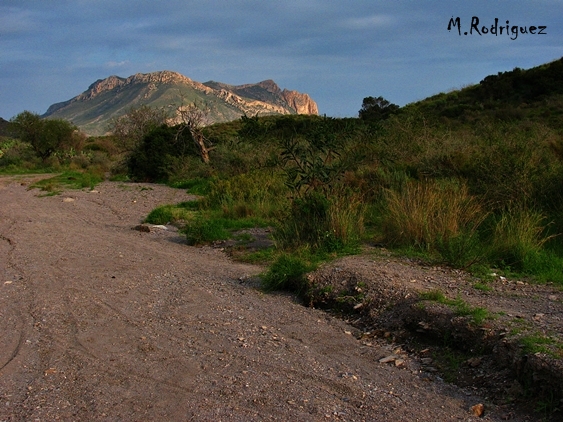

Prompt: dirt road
xmin=0 ymin=177 xmax=526 ymax=421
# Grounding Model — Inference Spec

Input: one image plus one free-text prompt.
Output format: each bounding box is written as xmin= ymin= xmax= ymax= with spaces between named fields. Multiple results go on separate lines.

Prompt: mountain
xmin=42 ymin=71 xmax=319 ymax=136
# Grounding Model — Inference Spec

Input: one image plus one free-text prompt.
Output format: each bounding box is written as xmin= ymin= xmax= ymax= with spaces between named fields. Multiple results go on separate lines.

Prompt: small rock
xmin=466 ymin=357 xmax=482 ymax=367
xmin=150 ymin=224 xmax=168 ymax=230
xmin=533 ymin=313 xmax=544 ymax=321
xmin=379 ymin=355 xmax=397 ymax=364
xmin=470 ymin=403 xmax=485 ymax=417
xmin=421 ymin=358 xmax=433 ymax=365
xmin=89 ymin=190 xmax=99 ymax=193
xmin=44 ymin=368 xmax=57 ymax=376
xmin=394 ymin=359 xmax=405 ymax=367
xmin=549 ymin=295 xmax=558 ymax=301
xmin=62 ymin=197 xmax=75 ymax=203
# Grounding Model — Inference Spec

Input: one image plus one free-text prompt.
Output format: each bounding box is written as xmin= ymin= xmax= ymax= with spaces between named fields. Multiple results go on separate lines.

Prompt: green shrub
xmin=261 ymin=254 xmax=311 ymax=294
xmin=274 ymin=191 xmax=363 ymax=253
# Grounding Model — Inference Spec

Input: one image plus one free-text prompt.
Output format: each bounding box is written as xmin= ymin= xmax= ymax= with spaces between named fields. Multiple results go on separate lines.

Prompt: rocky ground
xmin=0 ymin=175 xmax=561 ymax=421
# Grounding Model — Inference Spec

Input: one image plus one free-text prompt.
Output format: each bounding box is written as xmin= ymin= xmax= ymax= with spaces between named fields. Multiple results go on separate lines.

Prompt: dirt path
xmin=0 ymin=176 xmax=530 ymax=421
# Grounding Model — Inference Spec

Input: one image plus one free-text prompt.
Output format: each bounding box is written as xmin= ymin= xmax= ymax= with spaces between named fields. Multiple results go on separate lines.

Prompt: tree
xmin=358 ymin=96 xmax=399 ymax=122
xmin=9 ymin=111 xmax=79 ymax=160
xmin=108 ymin=105 xmax=170 ymax=153
xmin=175 ymin=100 xmax=213 ymax=164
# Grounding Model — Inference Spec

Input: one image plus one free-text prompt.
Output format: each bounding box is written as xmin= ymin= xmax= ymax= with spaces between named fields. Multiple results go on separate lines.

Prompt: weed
xmin=261 ymin=254 xmax=313 ymax=295
xmin=473 ymin=282 xmax=493 ymax=292
xmin=488 ymin=207 xmax=556 ymax=272
xmin=519 ymin=334 xmax=559 ymax=356
xmin=420 ymin=289 xmax=491 ymax=325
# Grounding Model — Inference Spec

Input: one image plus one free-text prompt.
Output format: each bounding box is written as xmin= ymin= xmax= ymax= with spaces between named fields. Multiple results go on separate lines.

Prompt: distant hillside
xmin=406 ymin=57 xmax=563 ymax=130
xmin=42 ymin=71 xmax=318 ymax=136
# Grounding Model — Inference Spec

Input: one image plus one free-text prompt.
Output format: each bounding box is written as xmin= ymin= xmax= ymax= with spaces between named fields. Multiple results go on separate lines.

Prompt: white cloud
xmin=342 ymin=14 xmax=395 ymax=29
xmin=106 ymin=61 xmax=129 ymax=68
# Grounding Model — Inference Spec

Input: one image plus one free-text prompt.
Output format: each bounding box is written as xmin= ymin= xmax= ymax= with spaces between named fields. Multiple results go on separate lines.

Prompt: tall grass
xmin=488 ymin=207 xmax=556 ymax=271
xmin=274 ymin=190 xmax=364 ymax=253
xmin=383 ymin=180 xmax=486 ymax=248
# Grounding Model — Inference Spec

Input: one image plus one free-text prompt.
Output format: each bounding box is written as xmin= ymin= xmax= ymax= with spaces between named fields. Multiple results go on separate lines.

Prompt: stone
xmin=379 ymin=355 xmax=397 ymax=364
xmin=466 ymin=357 xmax=482 ymax=367
xmin=150 ymin=225 xmax=168 ymax=230
xmin=470 ymin=403 xmax=485 ymax=417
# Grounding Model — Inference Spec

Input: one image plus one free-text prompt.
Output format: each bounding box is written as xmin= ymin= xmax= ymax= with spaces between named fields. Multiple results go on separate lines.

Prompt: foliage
xmin=128 ymin=124 xmax=197 ymax=182
xmin=261 ymin=254 xmax=313 ymax=295
xmin=358 ymin=96 xmax=400 ymax=122
xmin=273 ymin=190 xmax=363 ymax=253
xmin=279 ymin=116 xmax=352 ymax=198
xmin=108 ymin=105 xmax=170 ymax=153
xmin=9 ymin=111 xmax=83 ymax=160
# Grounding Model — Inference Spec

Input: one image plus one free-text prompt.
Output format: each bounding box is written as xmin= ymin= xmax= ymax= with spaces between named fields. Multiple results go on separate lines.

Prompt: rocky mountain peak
xmin=42 ymin=71 xmax=319 ymax=135
xmin=281 ymin=89 xmax=319 ymax=114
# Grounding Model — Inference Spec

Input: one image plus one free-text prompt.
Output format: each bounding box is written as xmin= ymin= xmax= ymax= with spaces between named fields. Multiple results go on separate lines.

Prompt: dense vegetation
xmin=2 ymin=57 xmax=562 ymax=290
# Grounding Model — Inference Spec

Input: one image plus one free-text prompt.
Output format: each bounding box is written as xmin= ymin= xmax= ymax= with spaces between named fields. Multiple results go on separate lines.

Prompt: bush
xmin=10 ymin=111 xmax=83 ymax=160
xmin=274 ymin=190 xmax=364 ymax=253
xmin=261 ymin=254 xmax=311 ymax=294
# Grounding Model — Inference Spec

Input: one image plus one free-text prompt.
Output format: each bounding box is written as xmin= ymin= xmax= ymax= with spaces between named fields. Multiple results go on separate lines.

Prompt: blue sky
xmin=0 ymin=1 xmax=561 ymax=120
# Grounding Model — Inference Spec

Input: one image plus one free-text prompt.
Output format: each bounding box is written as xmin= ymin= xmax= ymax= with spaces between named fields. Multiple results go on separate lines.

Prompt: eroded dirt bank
xmin=0 ymin=177 xmax=534 ymax=421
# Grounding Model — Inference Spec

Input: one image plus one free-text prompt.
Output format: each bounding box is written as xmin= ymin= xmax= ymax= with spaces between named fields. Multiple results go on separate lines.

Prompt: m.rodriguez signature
xmin=448 ymin=17 xmax=546 ymax=40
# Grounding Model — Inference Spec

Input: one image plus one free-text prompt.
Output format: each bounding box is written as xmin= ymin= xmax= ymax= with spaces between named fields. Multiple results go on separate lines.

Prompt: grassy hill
xmin=407 ymin=57 xmax=563 ymax=131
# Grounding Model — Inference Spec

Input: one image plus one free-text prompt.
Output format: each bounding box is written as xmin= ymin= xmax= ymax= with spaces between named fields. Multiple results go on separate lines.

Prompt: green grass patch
xmin=30 ymin=170 xmax=102 ymax=193
xmin=144 ymin=203 xmax=198 ymax=225
xmin=184 ymin=218 xmax=231 ymax=245
xmin=473 ymin=282 xmax=493 ymax=292
xmin=182 ymin=212 xmax=270 ymax=245
xmin=519 ymin=334 xmax=562 ymax=357
xmin=237 ymin=247 xmax=276 ymax=264
xmin=170 ymin=177 xmax=214 ymax=195
xmin=420 ymin=289 xmax=491 ymax=325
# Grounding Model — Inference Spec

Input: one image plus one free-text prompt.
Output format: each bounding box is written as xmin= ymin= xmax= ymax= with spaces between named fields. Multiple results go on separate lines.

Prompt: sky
xmin=0 ymin=1 xmax=561 ymax=120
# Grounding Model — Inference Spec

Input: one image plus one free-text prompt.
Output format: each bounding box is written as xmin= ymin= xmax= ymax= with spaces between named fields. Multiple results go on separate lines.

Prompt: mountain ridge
xmin=43 ymin=71 xmax=318 ymax=136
